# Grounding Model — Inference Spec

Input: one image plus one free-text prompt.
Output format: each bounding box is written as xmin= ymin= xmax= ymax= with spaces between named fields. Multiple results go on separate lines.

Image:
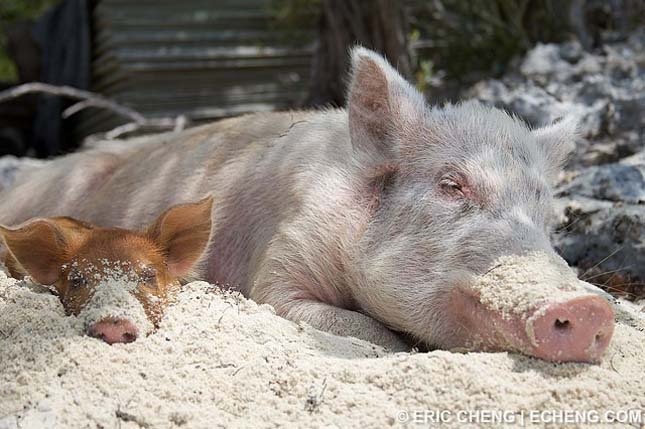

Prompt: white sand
xmin=1 ymin=268 xmax=644 ymax=429
xmin=472 ymin=252 xmax=591 ymax=318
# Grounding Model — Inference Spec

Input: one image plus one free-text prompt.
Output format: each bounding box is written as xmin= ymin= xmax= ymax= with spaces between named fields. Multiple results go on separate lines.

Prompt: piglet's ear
xmin=347 ymin=47 xmax=426 ymax=160
xmin=0 ymin=219 xmax=76 ymax=285
xmin=147 ymin=196 xmax=214 ymax=279
xmin=532 ymin=116 xmax=578 ymax=175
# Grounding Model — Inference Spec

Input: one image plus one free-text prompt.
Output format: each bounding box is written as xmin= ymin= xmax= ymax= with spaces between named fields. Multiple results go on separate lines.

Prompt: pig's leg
xmin=283 ymin=299 xmax=409 ymax=352
xmin=250 ymin=244 xmax=409 ymax=352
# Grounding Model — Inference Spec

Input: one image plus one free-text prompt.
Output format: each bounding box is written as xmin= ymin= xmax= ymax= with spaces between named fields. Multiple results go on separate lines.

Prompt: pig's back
xmin=79 ymin=109 xmax=351 ymax=223
xmin=5 ymin=109 xmax=353 ymax=288
xmin=0 ymin=150 xmax=124 ymax=226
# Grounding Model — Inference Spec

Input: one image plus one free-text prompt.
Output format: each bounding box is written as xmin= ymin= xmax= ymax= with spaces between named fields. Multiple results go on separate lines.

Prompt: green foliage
xmin=271 ymin=0 xmax=576 ymax=89
xmin=410 ymin=0 xmax=571 ymax=84
xmin=271 ymin=0 xmax=321 ymax=28
xmin=0 ymin=0 xmax=59 ymax=81
xmin=0 ymin=55 xmax=17 ymax=81
xmin=269 ymin=0 xmax=321 ymax=45
xmin=0 ymin=0 xmax=56 ymax=21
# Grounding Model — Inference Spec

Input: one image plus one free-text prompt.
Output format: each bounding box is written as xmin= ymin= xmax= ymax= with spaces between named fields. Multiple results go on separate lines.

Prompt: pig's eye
xmin=140 ymin=267 xmax=157 ymax=286
xmin=439 ymin=176 xmax=465 ymax=198
xmin=69 ymin=272 xmax=87 ymax=289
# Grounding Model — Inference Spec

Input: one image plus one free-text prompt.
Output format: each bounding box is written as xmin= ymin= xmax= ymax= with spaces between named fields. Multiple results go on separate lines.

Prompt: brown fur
xmin=0 ymin=197 xmax=214 ymax=327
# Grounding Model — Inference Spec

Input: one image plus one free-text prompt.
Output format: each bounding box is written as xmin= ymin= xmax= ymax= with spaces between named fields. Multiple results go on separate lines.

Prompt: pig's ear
xmin=532 ymin=116 xmax=578 ymax=174
xmin=347 ymin=47 xmax=426 ymax=160
xmin=0 ymin=219 xmax=72 ymax=285
xmin=147 ymin=196 xmax=214 ymax=278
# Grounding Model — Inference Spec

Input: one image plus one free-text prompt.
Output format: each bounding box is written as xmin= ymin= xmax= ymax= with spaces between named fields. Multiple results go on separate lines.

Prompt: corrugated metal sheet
xmin=78 ymin=0 xmax=314 ymax=137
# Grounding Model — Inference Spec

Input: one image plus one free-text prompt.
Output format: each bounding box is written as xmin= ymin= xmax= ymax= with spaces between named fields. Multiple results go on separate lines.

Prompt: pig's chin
xmin=441 ymin=285 xmax=614 ymax=363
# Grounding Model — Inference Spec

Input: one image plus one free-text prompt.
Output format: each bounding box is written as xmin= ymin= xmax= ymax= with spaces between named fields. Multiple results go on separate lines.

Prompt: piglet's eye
xmin=69 ymin=273 xmax=87 ymax=289
xmin=140 ymin=267 xmax=157 ymax=285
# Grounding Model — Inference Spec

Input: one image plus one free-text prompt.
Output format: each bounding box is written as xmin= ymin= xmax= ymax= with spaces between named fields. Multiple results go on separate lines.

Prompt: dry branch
xmin=0 ymin=82 xmax=146 ymax=123
xmin=0 ymin=82 xmax=189 ymax=141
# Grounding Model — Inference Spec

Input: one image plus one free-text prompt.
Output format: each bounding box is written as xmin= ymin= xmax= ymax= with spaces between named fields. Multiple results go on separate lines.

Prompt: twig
xmin=0 ymin=82 xmax=146 ymax=124
xmin=305 ymin=377 xmax=328 ymax=413
xmin=579 ymin=246 xmax=624 ymax=280
xmin=173 ymin=115 xmax=187 ymax=133
xmin=232 ymin=365 xmax=246 ymax=376
xmin=609 ymin=350 xmax=623 ymax=373
xmin=62 ymin=99 xmax=103 ymax=119
xmin=100 ymin=117 xmax=188 ymax=140
xmin=2 ymin=82 xmax=192 ymax=146
xmin=104 ymin=122 xmax=141 ymax=140
xmin=582 ymin=266 xmax=633 ymax=282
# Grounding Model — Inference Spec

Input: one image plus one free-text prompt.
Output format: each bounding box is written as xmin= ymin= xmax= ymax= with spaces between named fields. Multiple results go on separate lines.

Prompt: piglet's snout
xmin=529 ymin=295 xmax=614 ymax=362
xmin=88 ymin=317 xmax=138 ymax=345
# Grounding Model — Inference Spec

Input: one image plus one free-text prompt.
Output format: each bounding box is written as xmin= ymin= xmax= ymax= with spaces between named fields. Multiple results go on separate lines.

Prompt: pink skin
xmin=87 ymin=318 xmax=139 ymax=345
xmin=448 ymin=287 xmax=614 ymax=362
xmin=0 ymin=48 xmax=616 ymax=362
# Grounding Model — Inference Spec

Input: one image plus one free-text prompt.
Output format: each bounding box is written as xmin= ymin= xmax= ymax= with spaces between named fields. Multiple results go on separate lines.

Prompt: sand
xmin=1 ymin=267 xmax=644 ymax=429
xmin=472 ymin=252 xmax=591 ymax=318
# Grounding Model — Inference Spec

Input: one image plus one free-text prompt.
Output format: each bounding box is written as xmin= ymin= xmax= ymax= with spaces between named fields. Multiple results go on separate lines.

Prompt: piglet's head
xmin=0 ymin=196 xmax=214 ymax=344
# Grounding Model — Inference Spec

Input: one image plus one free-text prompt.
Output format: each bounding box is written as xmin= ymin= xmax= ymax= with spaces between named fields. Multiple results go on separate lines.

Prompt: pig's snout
xmin=88 ymin=318 xmax=138 ymax=345
xmin=448 ymin=287 xmax=615 ymax=363
xmin=528 ymin=295 xmax=614 ymax=362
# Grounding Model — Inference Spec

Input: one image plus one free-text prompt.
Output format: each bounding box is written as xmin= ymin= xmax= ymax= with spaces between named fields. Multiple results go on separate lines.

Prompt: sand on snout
xmin=471 ymin=252 xmax=591 ymax=319
xmin=0 ymin=264 xmax=644 ymax=429
xmin=464 ymin=251 xmax=619 ymax=358
xmin=67 ymin=260 xmax=154 ymax=335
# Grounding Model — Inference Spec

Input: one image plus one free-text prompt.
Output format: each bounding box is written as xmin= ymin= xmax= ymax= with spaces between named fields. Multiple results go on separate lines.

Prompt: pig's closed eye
xmin=69 ymin=273 xmax=87 ymax=289
xmin=439 ymin=176 xmax=465 ymax=199
xmin=140 ymin=267 xmax=157 ymax=286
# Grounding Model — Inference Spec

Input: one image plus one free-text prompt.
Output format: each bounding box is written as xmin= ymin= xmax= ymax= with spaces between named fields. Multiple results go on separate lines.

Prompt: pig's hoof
xmin=372 ymin=331 xmax=410 ymax=353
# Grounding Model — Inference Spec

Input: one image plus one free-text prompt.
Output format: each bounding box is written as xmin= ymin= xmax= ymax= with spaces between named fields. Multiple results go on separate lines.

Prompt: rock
xmin=553 ymin=196 xmax=644 ymax=299
xmin=558 ymin=163 xmax=645 ymax=204
xmin=469 ymin=30 xmax=645 ymax=169
xmin=552 ymin=140 xmax=645 ymax=301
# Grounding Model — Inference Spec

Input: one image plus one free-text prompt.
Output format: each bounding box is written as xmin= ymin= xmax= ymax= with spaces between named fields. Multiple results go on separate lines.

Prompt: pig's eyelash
xmin=438 ymin=175 xmax=466 ymax=198
xmin=68 ymin=272 xmax=87 ymax=289
xmin=140 ymin=267 xmax=157 ymax=285
xmin=440 ymin=178 xmax=462 ymax=191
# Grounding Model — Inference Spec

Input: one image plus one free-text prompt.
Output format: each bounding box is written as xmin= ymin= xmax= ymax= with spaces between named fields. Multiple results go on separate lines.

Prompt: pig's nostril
xmin=594 ymin=332 xmax=605 ymax=347
xmin=87 ymin=318 xmax=139 ymax=344
xmin=529 ymin=295 xmax=614 ymax=362
xmin=122 ymin=332 xmax=136 ymax=343
xmin=554 ymin=318 xmax=570 ymax=331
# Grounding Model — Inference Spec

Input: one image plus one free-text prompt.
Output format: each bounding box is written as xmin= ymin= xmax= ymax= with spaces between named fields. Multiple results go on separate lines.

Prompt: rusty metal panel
xmin=78 ymin=0 xmax=314 ymax=137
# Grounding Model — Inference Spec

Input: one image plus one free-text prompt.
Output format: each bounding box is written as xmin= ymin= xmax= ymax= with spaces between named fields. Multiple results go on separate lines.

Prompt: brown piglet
xmin=0 ymin=196 xmax=214 ymax=344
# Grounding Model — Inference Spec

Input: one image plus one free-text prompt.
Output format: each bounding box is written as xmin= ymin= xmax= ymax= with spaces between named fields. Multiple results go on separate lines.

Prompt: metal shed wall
xmin=78 ymin=0 xmax=314 ymax=137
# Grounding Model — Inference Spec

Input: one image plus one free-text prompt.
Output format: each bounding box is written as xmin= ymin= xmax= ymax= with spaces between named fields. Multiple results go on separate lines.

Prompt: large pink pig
xmin=0 ymin=48 xmax=613 ymax=362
